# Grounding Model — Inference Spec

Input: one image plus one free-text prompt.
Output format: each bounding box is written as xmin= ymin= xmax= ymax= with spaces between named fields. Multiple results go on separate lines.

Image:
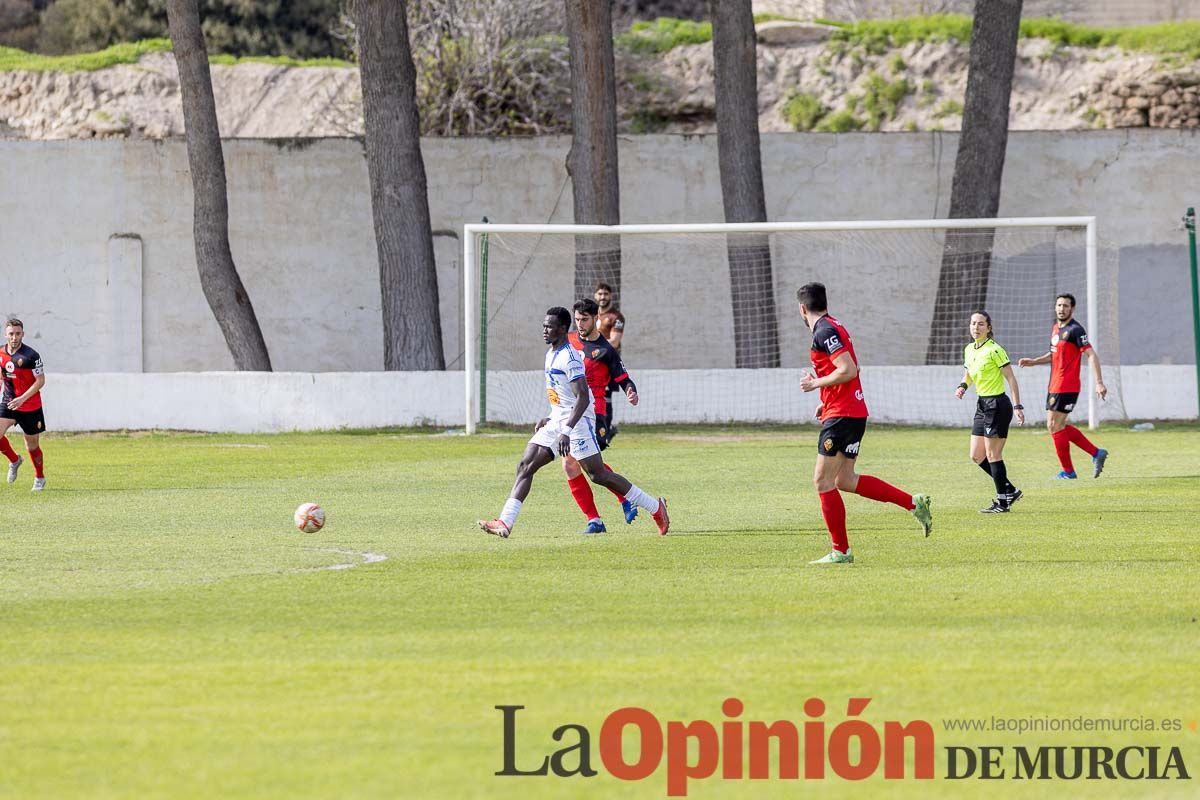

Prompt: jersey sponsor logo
xmin=3 ymin=361 xmax=12 ymax=373
xmin=855 ymin=389 xmax=864 ymax=401
xmin=1079 ymin=334 xmax=1089 ymax=346
xmin=1051 ymin=334 xmax=1060 ymax=346
xmin=827 ymin=335 xmax=842 ymax=351
xmin=845 ymin=441 xmax=861 ymax=455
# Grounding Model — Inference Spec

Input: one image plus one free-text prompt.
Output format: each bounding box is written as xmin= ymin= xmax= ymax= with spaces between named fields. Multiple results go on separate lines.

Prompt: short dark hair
xmin=546 ymin=307 xmax=571 ymax=327
xmin=5 ymin=318 xmax=22 ymax=329
xmin=1056 ymin=293 xmax=1077 ymax=308
xmin=594 ymin=282 xmax=613 ymax=293
xmin=573 ymin=298 xmax=599 ymax=316
xmin=796 ymin=283 xmax=828 ymax=312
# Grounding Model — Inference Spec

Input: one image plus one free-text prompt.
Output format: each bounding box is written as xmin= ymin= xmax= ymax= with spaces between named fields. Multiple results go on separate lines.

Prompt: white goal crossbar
xmin=463 ymin=216 xmax=1099 ymax=434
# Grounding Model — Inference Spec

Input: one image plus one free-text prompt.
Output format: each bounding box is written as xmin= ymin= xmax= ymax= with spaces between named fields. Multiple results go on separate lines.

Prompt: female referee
xmin=955 ymin=311 xmax=1025 ymax=513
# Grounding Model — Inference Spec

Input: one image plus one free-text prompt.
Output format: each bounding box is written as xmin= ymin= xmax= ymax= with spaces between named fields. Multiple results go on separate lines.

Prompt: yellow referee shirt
xmin=963 ymin=339 xmax=1010 ymax=397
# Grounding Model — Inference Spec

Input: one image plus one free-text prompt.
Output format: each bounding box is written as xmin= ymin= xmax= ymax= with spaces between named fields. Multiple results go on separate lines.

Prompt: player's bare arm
xmin=1084 ymin=347 xmax=1108 ymax=398
xmin=1002 ymin=364 xmax=1025 ymax=426
xmin=1017 ymin=351 xmax=1052 ymax=368
xmin=8 ymin=372 xmax=44 ymax=411
xmin=801 ymin=351 xmax=857 ymax=392
xmin=955 ymin=369 xmax=971 ymax=399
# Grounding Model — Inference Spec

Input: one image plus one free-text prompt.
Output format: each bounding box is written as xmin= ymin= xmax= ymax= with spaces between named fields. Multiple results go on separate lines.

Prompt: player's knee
xmin=813 ymin=475 xmax=835 ymax=493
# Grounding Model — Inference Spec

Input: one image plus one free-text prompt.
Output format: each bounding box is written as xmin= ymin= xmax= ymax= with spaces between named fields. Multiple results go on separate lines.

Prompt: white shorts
xmin=529 ymin=417 xmax=601 ymax=461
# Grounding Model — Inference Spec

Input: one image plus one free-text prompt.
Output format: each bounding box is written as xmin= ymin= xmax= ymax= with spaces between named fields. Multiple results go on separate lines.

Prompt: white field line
xmin=299 ymin=548 xmax=389 ymax=572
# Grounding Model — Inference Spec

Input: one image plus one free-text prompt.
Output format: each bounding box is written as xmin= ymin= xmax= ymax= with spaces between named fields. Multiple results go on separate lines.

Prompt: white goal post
xmin=463 ymin=216 xmax=1113 ymax=434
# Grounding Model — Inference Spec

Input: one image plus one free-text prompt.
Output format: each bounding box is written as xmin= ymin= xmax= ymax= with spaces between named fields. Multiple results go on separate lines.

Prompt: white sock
xmin=500 ymin=498 xmax=522 ymax=529
xmin=625 ymin=485 xmax=660 ymax=514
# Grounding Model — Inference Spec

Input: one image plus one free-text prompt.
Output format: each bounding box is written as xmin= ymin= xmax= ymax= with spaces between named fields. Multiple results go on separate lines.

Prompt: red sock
xmin=1051 ymin=429 xmax=1074 ymax=472
xmin=0 ymin=438 xmax=16 ymax=464
xmin=567 ymin=473 xmax=600 ymax=520
xmin=29 ymin=447 xmax=44 ymax=478
xmin=854 ymin=474 xmax=915 ymax=510
xmin=1064 ymin=425 xmax=1098 ymax=457
xmin=818 ymin=489 xmax=849 ymax=553
xmin=603 ymin=463 xmax=626 ymax=503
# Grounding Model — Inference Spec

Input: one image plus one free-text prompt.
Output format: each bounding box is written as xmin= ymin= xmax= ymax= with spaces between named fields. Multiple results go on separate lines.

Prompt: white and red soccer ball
xmin=294 ymin=502 xmax=325 ymax=533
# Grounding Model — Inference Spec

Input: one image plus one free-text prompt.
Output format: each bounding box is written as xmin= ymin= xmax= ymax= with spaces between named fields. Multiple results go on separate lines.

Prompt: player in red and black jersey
xmin=563 ymin=297 xmax=642 ymax=534
xmin=1017 ymin=293 xmax=1109 ymax=479
xmin=797 ymin=283 xmax=932 ymax=564
xmin=594 ymin=282 xmax=626 ymax=437
xmin=0 ymin=318 xmax=47 ymax=491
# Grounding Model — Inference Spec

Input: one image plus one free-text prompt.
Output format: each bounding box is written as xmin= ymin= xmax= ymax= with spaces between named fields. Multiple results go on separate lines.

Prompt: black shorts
xmin=817 ymin=416 xmax=866 ymax=459
xmin=0 ymin=406 xmax=46 ymax=434
xmin=1046 ymin=392 xmax=1080 ymax=413
xmin=972 ymin=394 xmax=1013 ymax=439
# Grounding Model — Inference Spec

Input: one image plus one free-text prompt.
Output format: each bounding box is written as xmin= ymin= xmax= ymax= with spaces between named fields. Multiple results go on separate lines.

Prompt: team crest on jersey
xmin=591 ymin=349 xmax=601 ymax=358
xmin=823 ymin=439 xmax=833 ymax=451
xmin=1048 ymin=395 xmax=1056 ymax=405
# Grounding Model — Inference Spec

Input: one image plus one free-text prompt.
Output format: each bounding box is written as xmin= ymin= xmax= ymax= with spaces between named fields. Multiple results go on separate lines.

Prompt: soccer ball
xmin=294 ymin=502 xmax=325 ymax=533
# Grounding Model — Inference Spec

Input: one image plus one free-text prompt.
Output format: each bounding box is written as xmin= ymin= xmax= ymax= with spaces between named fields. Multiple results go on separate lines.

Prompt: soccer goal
xmin=463 ymin=217 xmax=1122 ymax=433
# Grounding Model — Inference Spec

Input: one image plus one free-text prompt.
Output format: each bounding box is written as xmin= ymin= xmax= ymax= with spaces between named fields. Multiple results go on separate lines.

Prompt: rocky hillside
xmin=1 ymin=23 xmax=1197 ymax=139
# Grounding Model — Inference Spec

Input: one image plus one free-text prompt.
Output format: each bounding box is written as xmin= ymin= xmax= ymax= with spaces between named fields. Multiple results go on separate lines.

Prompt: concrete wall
xmin=0 ymin=131 xmax=1197 ymax=378
xmin=44 ymin=366 xmax=1197 ymax=432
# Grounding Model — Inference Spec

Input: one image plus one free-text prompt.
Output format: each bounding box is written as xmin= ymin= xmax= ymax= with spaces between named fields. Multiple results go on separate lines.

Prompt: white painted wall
xmin=41 ymin=366 xmax=1196 ymax=432
xmin=1 ymin=132 xmax=1198 ymax=380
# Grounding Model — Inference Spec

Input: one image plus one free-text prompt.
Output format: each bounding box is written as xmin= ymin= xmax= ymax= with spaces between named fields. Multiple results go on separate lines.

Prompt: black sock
xmin=989 ymin=460 xmax=1010 ymax=501
xmin=978 ymin=459 xmax=993 ymax=478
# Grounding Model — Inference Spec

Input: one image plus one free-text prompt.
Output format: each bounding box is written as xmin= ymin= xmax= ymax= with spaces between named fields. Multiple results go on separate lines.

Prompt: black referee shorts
xmin=972 ymin=394 xmax=1013 ymax=439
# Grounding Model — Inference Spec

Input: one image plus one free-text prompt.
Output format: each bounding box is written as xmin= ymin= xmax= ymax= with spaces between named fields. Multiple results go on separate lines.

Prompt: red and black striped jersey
xmin=1049 ymin=318 xmax=1091 ymax=393
xmin=810 ymin=315 xmax=868 ymax=420
xmin=0 ymin=344 xmax=44 ymax=412
xmin=568 ymin=332 xmax=630 ymax=416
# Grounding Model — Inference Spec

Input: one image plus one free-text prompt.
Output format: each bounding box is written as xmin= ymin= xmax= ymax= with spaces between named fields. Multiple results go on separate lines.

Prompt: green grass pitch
xmin=1 ymin=424 xmax=1197 ymax=798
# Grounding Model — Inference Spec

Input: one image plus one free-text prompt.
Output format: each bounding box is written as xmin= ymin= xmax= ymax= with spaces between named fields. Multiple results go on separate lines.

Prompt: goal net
xmin=463 ymin=218 xmax=1123 ymax=432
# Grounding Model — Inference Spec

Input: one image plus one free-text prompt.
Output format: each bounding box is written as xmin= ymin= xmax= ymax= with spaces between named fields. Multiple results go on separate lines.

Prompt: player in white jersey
xmin=478 ymin=307 xmax=670 ymax=538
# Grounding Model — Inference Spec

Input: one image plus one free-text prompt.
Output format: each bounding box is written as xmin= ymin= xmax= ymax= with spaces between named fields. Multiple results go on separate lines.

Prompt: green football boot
xmin=911 ymin=493 xmax=933 ymax=537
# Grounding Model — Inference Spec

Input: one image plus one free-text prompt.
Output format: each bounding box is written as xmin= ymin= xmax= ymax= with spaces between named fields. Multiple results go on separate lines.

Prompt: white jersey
xmin=544 ymin=342 xmax=596 ymax=429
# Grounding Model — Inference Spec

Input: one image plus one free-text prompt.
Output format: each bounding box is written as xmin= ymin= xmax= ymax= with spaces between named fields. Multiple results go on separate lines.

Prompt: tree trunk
xmin=166 ymin=0 xmax=271 ymax=370
xmin=356 ymin=0 xmax=445 ymax=370
xmin=565 ymin=0 xmax=622 ymax=303
xmin=711 ymin=0 xmax=779 ymax=368
xmin=926 ymin=0 xmax=1023 ymax=364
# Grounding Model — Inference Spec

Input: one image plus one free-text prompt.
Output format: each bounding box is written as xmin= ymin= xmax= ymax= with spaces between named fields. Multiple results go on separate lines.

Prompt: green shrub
xmin=782 ymin=91 xmax=827 ymax=131
xmin=861 ymin=71 xmax=910 ymax=129
xmin=934 ymin=98 xmax=963 ymax=118
xmin=815 ymin=109 xmax=864 ymax=132
xmin=617 ymin=17 xmax=712 ymax=55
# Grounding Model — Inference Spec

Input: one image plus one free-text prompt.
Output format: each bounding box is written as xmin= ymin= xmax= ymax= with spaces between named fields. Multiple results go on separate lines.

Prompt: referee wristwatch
xmin=1013 ymin=404 xmax=1024 ymax=410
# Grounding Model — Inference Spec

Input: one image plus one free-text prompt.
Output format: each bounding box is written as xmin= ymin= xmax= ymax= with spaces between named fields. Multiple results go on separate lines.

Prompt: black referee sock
xmin=978 ymin=460 xmax=993 ymax=478
xmin=989 ymin=460 xmax=1011 ymax=501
